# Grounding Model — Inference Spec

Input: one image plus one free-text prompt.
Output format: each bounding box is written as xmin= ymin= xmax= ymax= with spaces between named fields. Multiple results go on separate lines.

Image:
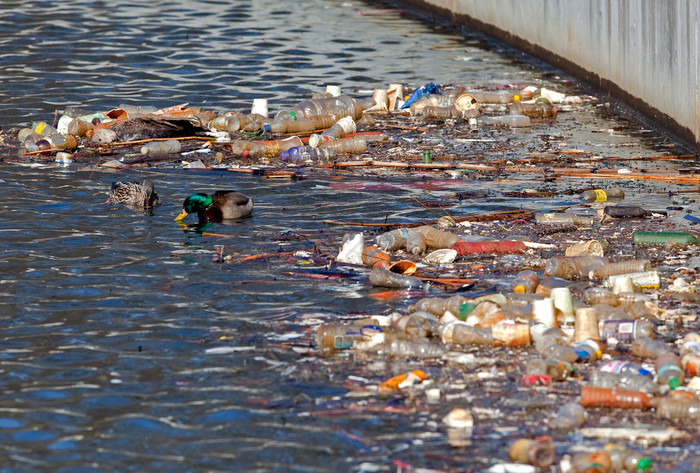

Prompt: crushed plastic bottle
xmin=570 ymin=451 xmax=612 ymax=473
xmin=590 ymin=259 xmax=652 ymax=280
xmin=377 ymin=227 xmax=412 ymax=252
xmin=405 ymin=231 xmax=427 ymax=255
xmin=419 ymin=105 xmax=480 ymax=120
xmin=308 ymin=116 xmax=356 ymax=147
xmin=279 ymin=145 xmax=335 ymax=162
xmin=413 ymin=225 xmax=461 ymax=249
xmin=655 ymin=396 xmax=700 ymax=420
xmin=589 ymin=369 xmax=659 ymax=394
xmin=526 ymin=357 xmax=573 ymax=380
xmin=631 ymin=336 xmax=671 ymax=359
xmin=470 ymin=114 xmax=531 ymax=127
xmin=506 ymin=101 xmax=557 ymax=118
xmin=535 ymin=212 xmax=594 ymax=226
xmin=369 ymin=267 xmax=423 ymax=289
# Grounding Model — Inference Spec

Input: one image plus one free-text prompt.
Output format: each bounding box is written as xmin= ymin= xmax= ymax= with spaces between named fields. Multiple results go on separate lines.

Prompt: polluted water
xmin=1 ymin=1 xmax=700 ymax=472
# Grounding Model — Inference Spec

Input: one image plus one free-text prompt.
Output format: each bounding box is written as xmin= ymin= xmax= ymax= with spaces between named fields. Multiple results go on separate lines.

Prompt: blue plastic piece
xmin=400 ymin=82 xmax=442 ymax=109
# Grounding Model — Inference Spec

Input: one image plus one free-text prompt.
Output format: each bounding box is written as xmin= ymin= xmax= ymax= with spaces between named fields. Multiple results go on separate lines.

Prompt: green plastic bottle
xmin=633 ymin=231 xmax=700 ymax=245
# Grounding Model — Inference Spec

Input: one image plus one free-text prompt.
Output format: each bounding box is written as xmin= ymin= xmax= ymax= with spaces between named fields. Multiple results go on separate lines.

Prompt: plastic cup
xmin=533 ymin=298 xmax=557 ymax=328
xmin=574 ymin=307 xmax=600 ymax=342
xmin=325 ymin=85 xmax=342 ymax=97
xmin=551 ymin=287 xmax=575 ymax=325
xmin=251 ymin=98 xmax=268 ymax=116
xmin=371 ymin=89 xmax=389 ymax=111
xmin=388 ymin=83 xmax=403 ymax=110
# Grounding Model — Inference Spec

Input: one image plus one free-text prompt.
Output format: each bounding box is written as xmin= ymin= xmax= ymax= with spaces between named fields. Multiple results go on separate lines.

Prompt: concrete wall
xmin=401 ymin=0 xmax=699 ymax=151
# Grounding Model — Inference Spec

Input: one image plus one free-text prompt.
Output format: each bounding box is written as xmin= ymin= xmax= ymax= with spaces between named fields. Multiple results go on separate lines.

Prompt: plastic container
xmin=590 ymin=259 xmax=652 ymax=280
xmin=603 ymin=443 xmax=653 ymax=472
xmin=470 ymin=114 xmax=531 ymax=127
xmin=368 ymin=267 xmax=423 ymax=289
xmin=66 ymin=118 xmax=94 ymax=137
xmin=580 ymin=386 xmax=654 ymax=409
xmin=580 ymin=188 xmax=625 ymax=202
xmin=140 ymin=139 xmax=182 ymax=156
xmin=279 ymin=145 xmax=335 ymax=162
xmin=583 ymin=287 xmax=620 ymax=306
xmin=506 ymin=101 xmax=557 ymax=118
xmin=655 ymin=396 xmax=700 ymax=420
xmin=536 ymin=340 xmax=579 ymax=364
xmin=532 ymin=298 xmax=557 ymax=327
xmin=394 ymin=313 xmax=436 ymax=339
xmin=549 ymin=402 xmax=586 ymax=431
xmin=316 ymin=323 xmax=382 ymax=353
xmin=535 ymin=212 xmax=594 ymax=226
xmin=509 ymin=436 xmax=555 ymax=468
xmin=565 ymin=240 xmax=604 ymax=257
xmin=408 ymin=295 xmax=469 ymax=318
xmin=231 ymin=136 xmax=303 ymax=158
xmin=413 ymin=226 xmax=461 ymax=249
xmin=631 ymin=336 xmax=671 ymax=359
xmin=377 ymin=227 xmax=412 ymax=252
xmin=405 ymin=231 xmax=427 ymax=255
xmin=654 ymin=353 xmax=685 ymax=390
xmin=374 ymin=339 xmax=446 ymax=358
xmin=361 ymin=245 xmax=390 ymax=268
xmin=510 ymin=270 xmax=540 ymax=293
xmin=599 ymin=319 xmax=655 ymax=343
xmin=632 ymin=231 xmax=700 ymax=245
xmin=308 ymin=116 xmax=356 ymax=147
xmin=318 ymin=135 xmax=368 ymax=154
xmin=589 ymin=369 xmax=658 ymax=394
xmin=400 ymin=82 xmax=442 ymax=109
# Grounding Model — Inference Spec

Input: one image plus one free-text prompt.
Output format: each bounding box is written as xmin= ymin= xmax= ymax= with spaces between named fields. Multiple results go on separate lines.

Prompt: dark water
xmin=0 ymin=1 xmax=697 ymax=472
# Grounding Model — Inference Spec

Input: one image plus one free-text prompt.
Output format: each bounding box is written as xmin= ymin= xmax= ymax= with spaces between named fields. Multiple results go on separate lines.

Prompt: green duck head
xmin=175 ymin=193 xmax=213 ymax=221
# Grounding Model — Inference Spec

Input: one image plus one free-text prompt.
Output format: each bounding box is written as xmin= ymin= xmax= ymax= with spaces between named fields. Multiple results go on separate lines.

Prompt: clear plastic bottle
xmin=655 ymin=396 xmax=700 ymax=420
xmin=440 ymin=322 xmax=494 ymax=345
xmin=506 ymin=101 xmax=557 ymax=118
xmin=413 ymin=225 xmax=461 ymax=249
xmin=405 ymin=231 xmax=427 ymax=255
xmin=654 ymin=353 xmax=685 ymax=390
xmin=509 ymin=436 xmax=555 ymax=468
xmin=603 ymin=443 xmax=653 ymax=472
xmin=510 ymin=270 xmax=540 ymax=293
xmin=589 ymin=369 xmax=658 ymax=394
xmin=600 ymin=360 xmax=653 ymax=378
xmin=580 ymin=386 xmax=654 ymax=409
xmin=31 ymin=121 xmax=59 ymax=136
xmin=140 ymin=139 xmax=182 ymax=156
xmin=66 ymin=118 xmax=94 ymax=137
xmin=571 ymin=451 xmax=613 ymax=473
xmin=470 ymin=114 xmax=531 ymax=127
xmin=275 ymin=95 xmax=364 ymax=121
xmin=231 ymin=136 xmax=303 ymax=158
xmin=419 ymin=105 xmax=480 ymax=120
xmin=408 ymin=295 xmax=469 ymax=318
xmin=580 ymin=188 xmax=625 ymax=202
xmin=317 ymin=135 xmax=368 ymax=154
xmin=599 ymin=319 xmax=655 ymax=343
xmin=544 ymin=256 xmax=608 ymax=279
xmin=316 ymin=323 xmax=381 ymax=353
xmin=590 ymin=259 xmax=652 ymax=280
xmin=368 ymin=267 xmax=423 ymax=289
xmin=630 ymin=336 xmax=671 ymax=359
xmin=394 ymin=312 xmax=437 ymax=339
xmin=374 ymin=339 xmax=446 ymax=358
xmin=549 ymin=402 xmax=586 ymax=431
xmin=266 ymin=114 xmax=336 ymax=134
xmin=437 ymin=89 xmax=477 ymax=110
xmin=535 ymin=212 xmax=594 ymax=226
xmin=526 ymin=357 xmax=573 ymax=380
xmin=308 ymin=116 xmax=356 ymax=147
xmin=279 ymin=145 xmax=335 ymax=162
xmin=633 ymin=231 xmax=700 ymax=245
xmin=465 ymin=89 xmax=521 ymax=104
xmin=35 ymin=134 xmax=78 ymax=151
xmin=571 ymin=339 xmax=605 ymax=363
xmin=536 ymin=339 xmax=579 ymax=364
xmin=603 ymin=271 xmax=660 ymax=290
xmin=583 ymin=287 xmax=620 ymax=306
xmin=377 ymin=227 xmax=412 ymax=252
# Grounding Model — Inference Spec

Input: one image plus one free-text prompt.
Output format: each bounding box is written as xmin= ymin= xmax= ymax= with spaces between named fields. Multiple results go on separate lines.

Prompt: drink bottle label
xmin=593 ymin=189 xmax=607 ymax=202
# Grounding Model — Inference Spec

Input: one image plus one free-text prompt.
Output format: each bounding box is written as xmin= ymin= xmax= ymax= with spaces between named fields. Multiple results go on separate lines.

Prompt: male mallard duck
xmin=175 ymin=190 xmax=253 ymax=222
xmin=109 ymin=180 xmax=160 ymax=207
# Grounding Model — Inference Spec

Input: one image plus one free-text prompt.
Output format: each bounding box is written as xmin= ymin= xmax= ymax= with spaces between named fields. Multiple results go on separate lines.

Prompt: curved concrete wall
xmin=401 ymin=0 xmax=699 ymax=151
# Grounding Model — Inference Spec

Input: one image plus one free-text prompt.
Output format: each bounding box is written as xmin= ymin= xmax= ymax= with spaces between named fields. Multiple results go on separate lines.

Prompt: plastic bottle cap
xmin=263 ymin=124 xmax=271 ymax=133
xmin=668 ymin=377 xmax=681 ymax=390
xmin=637 ymin=457 xmax=652 ymax=470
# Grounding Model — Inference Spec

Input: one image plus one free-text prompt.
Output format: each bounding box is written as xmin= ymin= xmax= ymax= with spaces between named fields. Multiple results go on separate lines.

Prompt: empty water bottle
xmin=506 ymin=101 xmax=557 ymax=118
xmin=603 ymin=443 xmax=653 ymax=472
xmin=510 ymin=270 xmax=540 ymax=293
xmin=308 ymin=116 xmax=356 ymax=147
xmin=265 ymin=114 xmax=336 ymax=134
xmin=580 ymin=188 xmax=625 ymax=202
xmin=141 ymin=139 xmax=182 ymax=156
xmin=31 ymin=121 xmax=59 ymax=136
xmin=654 ymin=353 xmax=685 ymax=390
xmin=509 ymin=436 xmax=555 ymax=468
xmin=275 ymin=95 xmax=364 ymax=121
xmin=656 ymin=396 xmax=700 ymax=420
xmin=470 ymin=114 xmax=531 ymax=127
xmin=549 ymin=402 xmax=586 ymax=431
xmin=589 ymin=369 xmax=658 ymax=394
xmin=279 ymin=145 xmax=335 ymax=162
xmin=405 ymin=231 xmax=427 ymax=255
xmin=599 ymin=319 xmax=655 ymax=343
xmin=377 ymin=227 xmax=412 ymax=251
xmin=35 ymin=134 xmax=78 ymax=151
xmin=413 ymin=225 xmax=461 ymax=249
xmin=318 ymin=135 xmax=368 ymax=154
xmin=631 ymin=336 xmax=671 ymax=359
xmin=580 ymin=386 xmax=655 ymax=409
xmin=590 ymin=259 xmax=652 ymax=280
